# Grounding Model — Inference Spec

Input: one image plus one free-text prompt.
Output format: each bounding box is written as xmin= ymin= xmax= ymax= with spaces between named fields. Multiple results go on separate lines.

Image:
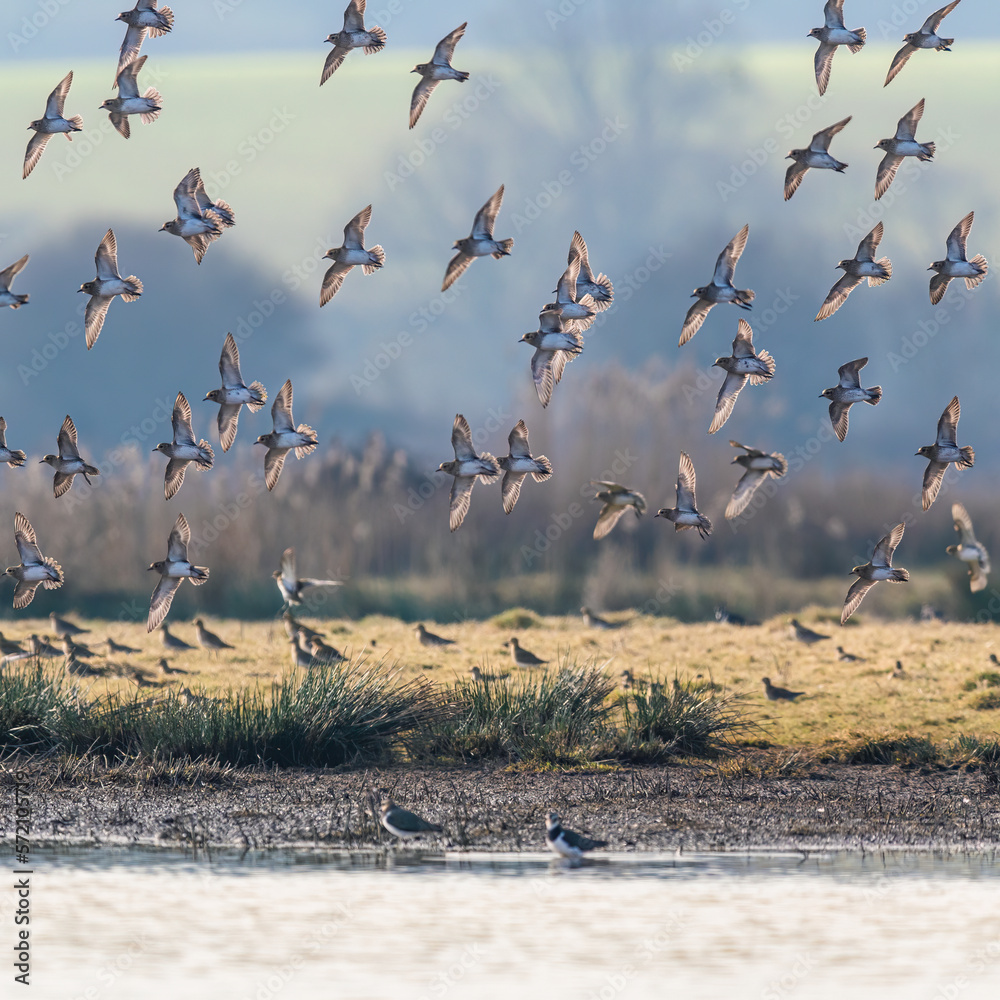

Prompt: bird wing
xmin=813 ymin=42 xmax=836 ymax=96
xmin=216 ymin=404 xmax=241 ymax=453
xmin=968 ymin=558 xmax=989 ymax=593
xmin=679 ymin=297 xmax=714 ymax=346
xmin=725 ymin=468 xmax=766 ymax=519
xmin=321 ymin=44 xmax=351 ymax=84
xmin=409 ymin=77 xmax=440 ymax=129
xmin=928 ymin=272 xmax=952 ymax=305
xmin=895 ymin=98 xmax=925 ymax=141
xmin=815 ymin=273 xmax=863 ymax=321
xmin=12 ymin=581 xmax=41 ymax=611
xmin=343 ymin=0 xmax=366 ymax=32
xmin=501 ymin=471 xmax=526 ymax=515
xmin=838 ymin=357 xmax=868 ymax=387
xmin=264 ymin=449 xmax=288 ymax=491
xmin=471 ymin=185 xmax=504 ymax=239
xmin=343 ymin=205 xmax=371 ymax=249
xmin=115 ymin=54 xmax=145 ymax=98
xmin=872 ymin=522 xmax=905 ymax=567
xmin=875 ymin=154 xmax=903 ymax=199
xmin=219 ymin=332 xmax=243 ymax=387
xmin=148 ymin=575 xmax=182 ymax=632
xmin=555 ymin=252 xmax=582 ymax=305
xmin=279 ymin=547 xmax=298 ymax=590
xmin=570 ymin=231 xmax=593 ymax=280
xmin=709 ymin=371 xmax=748 ymax=435
xmin=166 ymin=512 xmax=191 ymax=562
xmin=84 ymin=295 xmax=113 ymax=351
xmin=163 ymin=459 xmax=189 ymax=501
xmin=173 ymin=168 xmax=203 ymax=217
xmin=171 ymin=391 xmax=195 ymax=444
xmin=320 ymin=261 xmax=354 ymax=306
xmin=58 ymin=414 xmax=81 ymax=459
xmin=824 ymin=0 xmax=846 ymax=28
xmin=507 ymin=419 xmax=532 ymax=457
xmin=45 ymin=71 xmax=74 ymax=118
xmin=925 ymin=1 xmax=961 ymax=34
xmin=442 ymin=250 xmax=474 ymax=291
xmin=13 ymin=512 xmax=43 ymax=566
xmin=812 ymin=115 xmax=852 ymax=151
xmin=922 ymin=460 xmax=949 ymax=511
xmin=593 ymin=503 xmax=626 ymax=540
xmin=432 ymin=21 xmax=466 ymax=64
xmin=530 ymin=349 xmax=556 ymax=407
xmin=731 ymin=318 xmax=756 ymax=357
xmin=842 ymin=577 xmax=875 ymax=624
xmin=448 ymin=476 xmax=475 ymax=532
xmin=676 ymin=452 xmax=699 ymax=510
xmin=116 ymin=25 xmax=146 ymax=82
xmin=946 ymin=212 xmax=973 ymax=261
xmin=936 ymin=395 xmax=960 ymax=446
xmin=95 ymin=228 xmax=121 ymax=280
xmin=951 ymin=502 xmax=977 ymax=546
xmin=783 ymin=160 xmax=809 ymax=201
xmin=451 ymin=413 xmax=475 ymax=460
xmin=828 ymin=400 xmax=852 ymax=442
xmin=713 ymin=224 xmax=749 ymax=284
xmin=0 ymin=254 xmax=29 ymax=291
xmin=271 ymin=379 xmax=295 ymax=433
xmin=22 ymin=133 xmax=52 ymax=179
xmin=884 ymin=42 xmax=917 ymax=86
xmin=728 ymin=440 xmax=758 ymax=456
xmin=857 ymin=222 xmax=884 ymax=261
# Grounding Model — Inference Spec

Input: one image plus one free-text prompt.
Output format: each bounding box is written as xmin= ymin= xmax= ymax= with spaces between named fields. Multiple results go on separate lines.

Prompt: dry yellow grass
xmin=4 ymin=609 xmax=999 ymax=749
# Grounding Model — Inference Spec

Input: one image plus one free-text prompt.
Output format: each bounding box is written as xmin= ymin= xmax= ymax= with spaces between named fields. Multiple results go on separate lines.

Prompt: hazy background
xmin=1 ymin=1 xmax=997 ymax=622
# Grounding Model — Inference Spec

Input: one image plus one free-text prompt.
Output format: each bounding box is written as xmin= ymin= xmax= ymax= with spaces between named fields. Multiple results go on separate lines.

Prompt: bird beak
xmin=818 ymin=392 xmax=825 ymax=398
xmin=77 ymin=286 xmax=85 ymax=292
xmin=927 ymin=266 xmax=934 ymax=271
xmin=203 ymin=393 xmax=212 ymax=401
xmin=158 ymin=224 xmax=168 ymax=232
xmin=785 ymin=154 xmax=792 ymax=160
xmin=410 ymin=67 xmax=418 ymax=74
xmin=518 ymin=333 xmax=530 ymax=342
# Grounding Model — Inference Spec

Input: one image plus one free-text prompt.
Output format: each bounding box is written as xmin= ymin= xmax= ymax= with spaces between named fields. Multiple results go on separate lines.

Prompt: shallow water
xmin=14 ymin=847 xmax=1000 ymax=999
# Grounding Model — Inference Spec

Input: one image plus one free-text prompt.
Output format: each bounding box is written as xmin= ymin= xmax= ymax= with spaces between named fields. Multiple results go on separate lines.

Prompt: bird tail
xmin=8 ymin=294 xmax=29 ymax=309
xmin=191 ymin=566 xmax=210 ymax=586
xmin=749 ymin=349 xmax=775 ymax=385
xmin=936 ymin=37 xmax=953 ymax=51
xmin=865 ymin=385 xmax=882 ymax=406
xmin=477 ymin=453 xmax=501 ymax=484
xmin=364 ymin=26 xmax=387 ymax=53
xmin=363 ymin=245 xmax=385 ymax=274
xmin=965 ymin=256 xmax=988 ymax=289
xmin=958 ymin=446 xmax=975 ymax=470
xmin=247 ymin=382 xmax=268 ymax=412
xmin=211 ymin=199 xmax=236 ymax=228
xmin=66 ymin=115 xmax=84 ymax=132
xmin=589 ymin=273 xmax=614 ymax=308
xmin=121 ymin=276 xmax=143 ymax=301
xmin=141 ymin=89 xmax=163 ymax=122
xmin=455 ymin=70 xmax=470 ymax=82
xmin=697 ymin=515 xmax=713 ymax=540
xmin=7 ymin=450 xmax=27 ymax=467
xmin=834 ymin=159 xmax=848 ymax=172
xmin=492 ymin=238 xmax=514 ymax=258
xmin=43 ymin=558 xmax=64 ymax=588
xmin=295 ymin=425 xmax=318 ymax=459
xmin=771 ymin=452 xmax=788 ymax=478
xmin=848 ymin=28 xmax=866 ymax=52
xmin=735 ymin=288 xmax=755 ymax=307
xmin=531 ymin=455 xmax=553 ymax=482
xmin=84 ymin=464 xmax=100 ymax=477
xmin=918 ymin=141 xmax=935 ymax=160
xmin=148 ymin=7 xmax=174 ymax=36
xmin=196 ymin=441 xmax=215 ymax=468
xmin=889 ymin=568 xmax=910 ymax=583
xmin=868 ymin=257 xmax=892 ymax=286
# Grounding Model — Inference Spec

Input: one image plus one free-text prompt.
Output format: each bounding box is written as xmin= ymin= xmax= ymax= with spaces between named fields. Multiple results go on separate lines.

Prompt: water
xmin=14 ymin=847 xmax=1000 ymax=999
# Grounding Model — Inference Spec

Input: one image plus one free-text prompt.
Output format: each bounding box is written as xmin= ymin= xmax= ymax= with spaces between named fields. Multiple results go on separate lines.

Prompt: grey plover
xmin=289 ymin=632 xmax=317 ymax=669
xmin=61 ymin=635 xmax=96 ymax=660
xmin=442 ymin=185 xmax=513 ymax=291
xmin=784 ymin=116 xmax=851 ymax=200
xmin=41 ymin=415 xmax=99 ymax=498
xmin=680 ymin=224 xmax=754 ymax=346
xmin=107 ymin=636 xmax=142 ymax=655
xmin=590 ymin=481 xmax=646 ymax=540
xmin=78 ymin=229 xmax=142 ymax=349
xmin=115 ymin=1 xmax=174 ymax=85
xmin=917 ymin=396 xmax=974 ymax=511
xmin=725 ymin=441 xmax=787 ymax=520
xmin=49 ymin=612 xmax=89 ymax=638
xmin=820 ymin=357 xmax=882 ymax=442
xmin=379 ymin=795 xmax=442 ymax=840
xmin=809 ymin=0 xmax=866 ymax=96
xmin=837 ymin=646 xmax=866 ymax=662
xmin=709 ymin=319 xmax=775 ymax=435
xmin=545 ymin=811 xmax=606 ymax=861
xmin=158 ymin=656 xmax=189 ymax=675
xmin=160 ymin=625 xmax=195 ymax=650
xmin=321 ymin=0 xmax=386 ymax=85
xmin=414 ymin=623 xmax=455 ymax=647
xmin=885 ymin=1 xmax=961 ymax=87
xmin=436 ymin=414 xmax=500 ymax=532
xmin=24 ymin=71 xmax=82 ymax=179
xmin=761 ymin=677 xmax=805 ymax=702
xmin=282 ymin=611 xmax=324 ymax=644
xmin=204 ymin=333 xmax=267 ymax=453
xmin=255 ymin=380 xmax=318 ymax=492
xmin=928 ymin=212 xmax=987 ymax=306
xmin=308 ymin=635 xmax=345 ymax=664
xmin=581 ymin=607 xmax=626 ymax=630
xmin=320 ymin=205 xmax=384 ymax=306
xmin=874 ymin=99 xmax=934 ymax=200
xmin=273 ymin=547 xmax=342 ymax=605
xmin=544 ymin=245 xmax=596 ymax=334
xmin=4 ymin=514 xmax=63 ymax=610
xmin=102 ymin=55 xmax=162 ymax=139
xmin=147 ymin=513 xmax=210 ymax=633
xmin=568 ymin=231 xmax=613 ymax=311
xmin=505 ymin=637 xmax=548 ymax=667
xmin=655 ymin=453 xmax=712 ymax=539
xmin=842 ymin=523 xmax=909 ymax=624
xmin=0 ymin=418 xmax=26 ymax=468
xmin=946 ymin=502 xmax=990 ymax=593
xmin=498 ymin=420 xmax=552 ymax=514
xmin=815 ymin=223 xmax=892 ymax=321
xmin=409 ymin=22 xmax=468 ymax=128
xmin=154 ymin=392 xmax=214 ymax=500
xmin=193 ymin=618 xmax=234 ymax=654
xmin=159 ymin=168 xmax=225 ymax=265
xmin=520 ymin=310 xmax=583 ymax=409
xmin=0 ymin=256 xmax=30 ymax=310
xmin=790 ymin=619 xmax=829 ymax=644
xmin=29 ymin=634 xmax=62 ymax=659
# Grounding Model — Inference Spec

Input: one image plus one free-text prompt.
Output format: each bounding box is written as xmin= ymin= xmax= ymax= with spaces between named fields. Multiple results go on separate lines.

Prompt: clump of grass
xmin=970 ymin=691 xmax=1000 ymax=711
xmin=946 ymin=735 xmax=1000 ymax=768
xmin=819 ymin=732 xmax=940 ymax=766
xmin=490 ymin=607 xmax=542 ymax=630
xmin=0 ymin=662 xmax=84 ymax=752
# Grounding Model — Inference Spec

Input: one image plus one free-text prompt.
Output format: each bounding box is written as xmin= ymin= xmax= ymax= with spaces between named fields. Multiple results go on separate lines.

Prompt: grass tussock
xmin=818 ymin=732 xmax=941 ymax=766
xmin=490 ymin=608 xmax=543 ymax=631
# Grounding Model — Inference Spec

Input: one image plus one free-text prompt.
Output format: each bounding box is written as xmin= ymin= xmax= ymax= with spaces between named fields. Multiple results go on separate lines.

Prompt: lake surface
xmin=15 ymin=848 xmax=1000 ymax=999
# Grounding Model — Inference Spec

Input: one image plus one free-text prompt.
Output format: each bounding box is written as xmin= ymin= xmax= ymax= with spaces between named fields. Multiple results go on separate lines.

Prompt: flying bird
xmin=0 ymin=255 xmax=30 ymax=309
xmin=520 ymin=310 xmax=583 ymax=409
xmin=885 ymin=1 xmax=961 ymax=87
xmin=679 ymin=224 xmax=754 ymax=346
xmin=842 ymin=523 xmax=909 ymax=624
xmin=442 ymin=185 xmax=513 ymax=291
xmin=874 ymin=99 xmax=935 ymax=200
xmin=40 ymin=415 xmax=100 ymax=498
xmin=567 ymin=231 xmax=613 ymax=311
xmin=708 ymin=318 xmax=775 ymax=435
xmin=809 ymin=0 xmax=866 ymax=96
xmin=321 ymin=0 xmax=386 ymax=85
xmin=590 ymin=482 xmax=646 ymax=540
xmin=820 ymin=358 xmax=882 ymax=442
xmin=725 ymin=441 xmax=787 ymax=520
xmin=544 ymin=246 xmax=596 ymax=334
xmin=927 ymin=211 xmax=988 ymax=305
xmin=77 ymin=229 xmax=142 ymax=349
xmin=946 ymin=502 xmax=990 ymax=593
xmin=409 ymin=22 xmax=469 ymax=129
xmin=545 ymin=811 xmax=606 ymax=861
xmin=815 ymin=222 xmax=891 ymax=321
xmin=498 ymin=420 xmax=552 ymax=514
xmin=783 ymin=116 xmax=851 ymax=200
xmin=916 ymin=396 xmax=974 ymax=511
xmin=147 ymin=513 xmax=209 ymax=632
xmin=114 ymin=1 xmax=174 ymax=86
xmin=0 ymin=418 xmax=26 ymax=468
xmin=203 ymin=332 xmax=267 ymax=453
xmin=4 ymin=513 xmax=63 ymax=610
xmin=24 ymin=71 xmax=82 ymax=179
xmin=272 ymin=547 xmax=342 ymax=606
xmin=153 ymin=392 xmax=215 ymax=500
xmin=159 ymin=168 xmax=227 ymax=265
xmin=320 ymin=205 xmax=385 ymax=307
xmin=655 ymin=453 xmax=712 ymax=539
xmin=101 ymin=55 xmax=162 ymax=139
xmin=436 ymin=414 xmax=500 ymax=532
xmin=254 ymin=380 xmax=317 ymax=492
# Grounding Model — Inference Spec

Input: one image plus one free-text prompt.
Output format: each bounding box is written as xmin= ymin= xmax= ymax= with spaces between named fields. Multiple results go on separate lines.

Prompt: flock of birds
xmin=1 ymin=0 xmax=993 ymax=641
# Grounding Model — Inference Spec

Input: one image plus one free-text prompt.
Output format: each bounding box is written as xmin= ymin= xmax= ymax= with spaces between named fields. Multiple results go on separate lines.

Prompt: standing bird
xmin=590 ymin=482 xmax=646 ymax=540
xmin=436 ymin=414 xmax=500 ymax=532
xmin=414 ymin=623 xmax=455 ymax=647
xmin=160 ymin=624 xmax=195 ymax=651
xmin=273 ymin=547 xmax=342 ymax=607
xmin=77 ymin=229 xmax=143 ymax=350
xmin=545 ymin=811 xmax=606 ymax=861
xmin=505 ymin=637 xmax=548 ymax=667
xmin=320 ymin=205 xmax=385 ymax=307
xmin=761 ymin=677 xmax=805 ymax=702
xmin=40 ymin=415 xmax=100 ymax=498
xmin=815 ymin=223 xmax=892 ymax=321
xmin=23 ymin=71 xmax=82 ymax=180
xmin=568 ymin=231 xmax=613 ymax=311
xmin=114 ymin=1 xmax=174 ymax=86
xmin=442 ymin=185 xmax=513 ymax=291
xmin=0 ymin=418 xmax=26 ymax=468
xmin=107 ymin=637 xmax=142 ymax=655
xmin=820 ymin=357 xmax=882 ymax=442
xmin=809 ymin=0 xmax=866 ymax=96
xmin=321 ymin=0 xmax=386 ymax=85
xmin=709 ymin=319 xmax=775 ymax=435
xmin=153 ymin=392 xmax=214 ymax=501
xmin=498 ymin=420 xmax=552 ymax=514
xmin=582 ymin=608 xmax=626 ymax=630
xmin=193 ymin=618 xmax=235 ymax=655
xmin=655 ymin=453 xmax=712 ymax=540
xmin=885 ymin=1 xmax=961 ymax=87
xmin=725 ymin=441 xmax=787 ymax=520
xmin=783 ymin=116 xmax=851 ymax=200
xmin=49 ymin=613 xmax=89 ymax=638
xmin=379 ymin=795 xmax=442 ymax=840
xmin=101 ymin=55 xmax=162 ymax=139
xmin=946 ymin=502 xmax=990 ymax=593
xmin=4 ymin=513 xmax=63 ymax=610
xmin=255 ymin=380 xmax=318 ymax=491
xmin=928 ymin=212 xmax=988 ymax=306
xmin=409 ymin=22 xmax=468 ymax=129
xmin=874 ymin=99 xmax=935 ymax=200
xmin=916 ymin=396 xmax=974 ymax=511
xmin=0 ymin=255 xmax=30 ymax=310
xmin=679 ymin=224 xmax=754 ymax=346
xmin=204 ymin=332 xmax=267 ymax=453
xmin=790 ymin=619 xmax=829 ymax=645
xmin=159 ymin=168 xmax=225 ymax=265
xmin=842 ymin=523 xmax=909 ymax=624
xmin=837 ymin=646 xmax=865 ymax=662
xmin=147 ymin=513 xmax=209 ymax=633
xmin=520 ymin=311 xmax=584 ymax=409
xmin=308 ymin=635 xmax=346 ymax=664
